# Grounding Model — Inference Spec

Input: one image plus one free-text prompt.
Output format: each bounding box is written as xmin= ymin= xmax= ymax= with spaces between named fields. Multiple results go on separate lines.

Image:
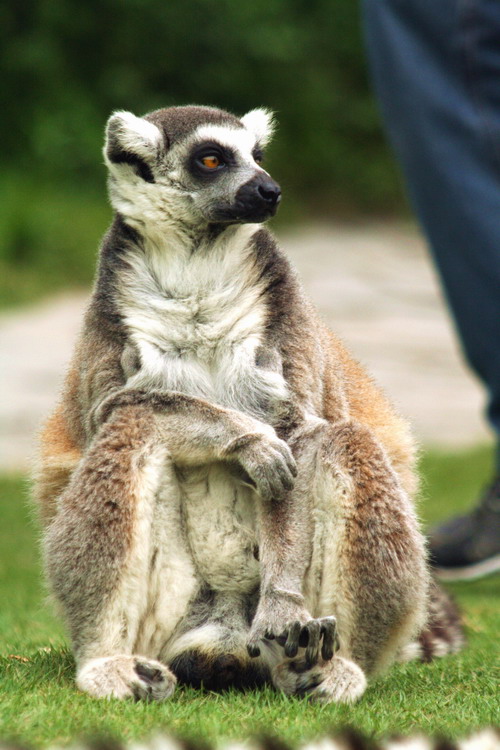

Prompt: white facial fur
xmin=240 ymin=107 xmax=275 ymax=146
xmin=105 ymin=110 xmax=164 ymax=160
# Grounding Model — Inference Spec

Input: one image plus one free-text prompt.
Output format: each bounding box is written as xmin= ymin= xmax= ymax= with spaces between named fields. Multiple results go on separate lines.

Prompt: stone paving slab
xmin=0 ymin=222 xmax=491 ymax=472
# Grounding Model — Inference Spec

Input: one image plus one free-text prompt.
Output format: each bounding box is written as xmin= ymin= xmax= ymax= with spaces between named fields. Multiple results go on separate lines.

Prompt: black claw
xmin=264 ymin=631 xmax=275 ymax=640
xmin=296 ymin=671 xmax=323 ymax=695
xmin=247 ymin=643 xmax=261 ymax=658
xmin=134 ymin=661 xmax=164 ymax=684
xmin=289 ymin=659 xmax=309 ymax=674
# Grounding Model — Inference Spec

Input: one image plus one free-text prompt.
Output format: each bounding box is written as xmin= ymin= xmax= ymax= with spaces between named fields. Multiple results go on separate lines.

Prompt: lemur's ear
xmin=104 ymin=111 xmax=163 ymax=183
xmin=241 ymin=108 xmax=276 ymax=147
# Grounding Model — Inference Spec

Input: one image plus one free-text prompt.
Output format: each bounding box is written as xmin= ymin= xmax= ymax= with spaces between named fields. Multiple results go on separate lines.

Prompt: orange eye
xmin=202 ymin=155 xmax=220 ymax=169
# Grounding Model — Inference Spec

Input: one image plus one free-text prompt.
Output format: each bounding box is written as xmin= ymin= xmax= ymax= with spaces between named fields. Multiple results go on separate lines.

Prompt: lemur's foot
xmin=76 ymin=655 xmax=176 ymax=701
xmin=272 ymin=655 xmax=366 ymax=704
xmin=247 ymin=592 xmax=337 ymax=665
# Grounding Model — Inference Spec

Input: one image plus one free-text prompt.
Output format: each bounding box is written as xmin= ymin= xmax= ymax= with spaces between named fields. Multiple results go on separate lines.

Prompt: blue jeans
xmin=363 ymin=0 xmax=500 ymax=469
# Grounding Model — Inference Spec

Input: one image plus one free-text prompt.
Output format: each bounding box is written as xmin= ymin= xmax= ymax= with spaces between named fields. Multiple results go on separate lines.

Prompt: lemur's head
xmin=104 ymin=105 xmax=280 ymax=230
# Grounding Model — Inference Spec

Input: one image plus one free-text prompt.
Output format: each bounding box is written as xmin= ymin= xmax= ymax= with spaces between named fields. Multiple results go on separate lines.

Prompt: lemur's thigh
xmin=271 ymin=420 xmax=428 ymax=703
xmin=311 ymin=420 xmax=428 ymax=673
xmin=44 ymin=405 xmax=195 ymax=699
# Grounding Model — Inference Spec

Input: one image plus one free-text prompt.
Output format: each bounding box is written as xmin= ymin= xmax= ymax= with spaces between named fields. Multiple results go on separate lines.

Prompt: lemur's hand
xmin=226 ymin=431 xmax=297 ymax=500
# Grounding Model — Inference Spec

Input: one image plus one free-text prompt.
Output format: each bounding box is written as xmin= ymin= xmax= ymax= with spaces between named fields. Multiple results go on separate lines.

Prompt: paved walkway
xmin=0 ymin=222 xmax=491 ymax=472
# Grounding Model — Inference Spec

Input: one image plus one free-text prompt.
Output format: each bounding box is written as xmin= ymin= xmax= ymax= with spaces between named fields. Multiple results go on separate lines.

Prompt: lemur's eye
xmin=201 ymin=155 xmax=221 ymax=169
xmin=191 ymin=143 xmax=232 ymax=176
xmin=253 ymin=149 xmax=264 ymax=165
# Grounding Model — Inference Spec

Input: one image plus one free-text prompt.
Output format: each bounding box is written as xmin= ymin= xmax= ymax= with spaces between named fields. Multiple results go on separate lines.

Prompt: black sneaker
xmin=429 ymin=476 xmax=500 ymax=581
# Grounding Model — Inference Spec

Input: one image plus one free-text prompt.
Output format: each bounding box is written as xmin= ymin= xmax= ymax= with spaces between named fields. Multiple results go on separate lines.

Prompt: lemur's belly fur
xmin=180 ymin=464 xmax=260 ymax=592
xmin=125 ymin=462 xmax=259 ymax=662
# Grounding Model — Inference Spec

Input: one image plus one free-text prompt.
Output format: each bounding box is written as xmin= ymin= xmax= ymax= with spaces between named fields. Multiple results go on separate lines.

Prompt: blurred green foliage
xmin=0 ymin=0 xmax=405 ymax=304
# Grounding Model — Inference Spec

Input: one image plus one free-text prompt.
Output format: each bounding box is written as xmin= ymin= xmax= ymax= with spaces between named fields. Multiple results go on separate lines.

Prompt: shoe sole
xmin=435 ymin=553 xmax=500 ymax=582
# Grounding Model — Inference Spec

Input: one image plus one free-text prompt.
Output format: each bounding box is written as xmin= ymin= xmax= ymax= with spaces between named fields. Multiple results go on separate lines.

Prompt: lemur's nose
xmin=257 ymin=180 xmax=281 ymax=205
xmin=231 ymin=174 xmax=282 ymax=221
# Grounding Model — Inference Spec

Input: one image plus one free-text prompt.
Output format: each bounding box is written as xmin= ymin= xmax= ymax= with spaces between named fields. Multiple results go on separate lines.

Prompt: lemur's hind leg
xmin=255 ymin=420 xmax=429 ymax=703
xmin=45 ymin=405 xmax=195 ymax=700
xmin=247 ymin=421 xmax=340 ymax=659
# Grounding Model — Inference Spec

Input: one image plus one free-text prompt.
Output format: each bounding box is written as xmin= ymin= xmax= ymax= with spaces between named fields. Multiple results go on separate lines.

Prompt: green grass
xmin=1 ymin=446 xmax=499 ymax=746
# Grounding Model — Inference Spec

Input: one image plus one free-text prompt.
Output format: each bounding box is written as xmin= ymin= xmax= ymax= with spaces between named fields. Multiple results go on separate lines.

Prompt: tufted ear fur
xmin=240 ymin=108 xmax=276 ymax=147
xmin=104 ymin=111 xmax=163 ymax=183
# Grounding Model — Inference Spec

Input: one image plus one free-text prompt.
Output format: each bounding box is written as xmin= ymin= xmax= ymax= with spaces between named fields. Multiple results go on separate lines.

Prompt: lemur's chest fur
xmin=116 ymin=226 xmax=287 ymax=592
xmin=117 ymin=225 xmax=289 ymax=420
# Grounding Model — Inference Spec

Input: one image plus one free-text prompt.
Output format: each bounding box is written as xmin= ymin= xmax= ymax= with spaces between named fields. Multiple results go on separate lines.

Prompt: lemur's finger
xmin=252 ymin=468 xmax=273 ymax=500
xmin=272 ymin=453 xmax=296 ymax=492
xmin=263 ymin=467 xmax=294 ymax=501
xmin=284 ymin=621 xmax=302 ymax=658
xmin=320 ymin=617 xmax=338 ymax=661
xmin=305 ymin=620 xmax=321 ymax=666
xmin=255 ymin=458 xmax=283 ymax=499
xmin=276 ymin=442 xmax=297 ymax=477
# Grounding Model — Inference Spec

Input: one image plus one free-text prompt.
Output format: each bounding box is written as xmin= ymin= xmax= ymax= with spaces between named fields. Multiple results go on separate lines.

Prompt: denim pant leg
xmin=363 ymin=0 xmax=500 ymax=467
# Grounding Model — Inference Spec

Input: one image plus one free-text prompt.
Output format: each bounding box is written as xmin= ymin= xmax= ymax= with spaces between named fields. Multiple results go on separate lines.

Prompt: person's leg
xmin=362 ymin=0 xmax=500 ymax=578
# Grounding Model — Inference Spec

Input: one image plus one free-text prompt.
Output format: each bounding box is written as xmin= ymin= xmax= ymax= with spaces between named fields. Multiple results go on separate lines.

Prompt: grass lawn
xmin=0 ymin=446 xmax=498 ymax=746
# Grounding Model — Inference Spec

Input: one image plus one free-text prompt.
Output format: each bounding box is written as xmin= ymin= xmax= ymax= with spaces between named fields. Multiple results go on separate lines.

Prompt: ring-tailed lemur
xmin=33 ymin=105 xmax=463 ymax=703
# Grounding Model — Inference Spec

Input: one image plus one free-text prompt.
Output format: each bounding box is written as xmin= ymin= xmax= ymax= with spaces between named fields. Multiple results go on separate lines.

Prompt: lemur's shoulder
xmin=34 ymin=221 xmax=133 ymax=524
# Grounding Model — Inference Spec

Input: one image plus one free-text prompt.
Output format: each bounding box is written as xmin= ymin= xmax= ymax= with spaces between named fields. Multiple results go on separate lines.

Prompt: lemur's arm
xmin=95 ymin=386 xmax=297 ymax=502
xmin=79 ymin=337 xmax=130 ymax=441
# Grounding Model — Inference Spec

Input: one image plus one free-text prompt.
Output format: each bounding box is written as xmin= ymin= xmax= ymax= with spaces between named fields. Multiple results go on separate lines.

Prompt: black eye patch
xmin=107 ymin=140 xmax=155 ymax=183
